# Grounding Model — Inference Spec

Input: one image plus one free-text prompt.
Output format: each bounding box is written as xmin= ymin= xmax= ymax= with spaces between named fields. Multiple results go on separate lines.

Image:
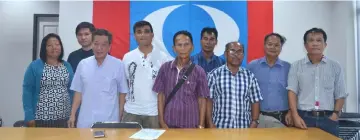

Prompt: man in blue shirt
xmin=190 ymin=27 xmax=225 ymax=75
xmin=191 ymin=27 xmax=225 ymax=128
xmin=247 ymin=33 xmax=292 ymax=127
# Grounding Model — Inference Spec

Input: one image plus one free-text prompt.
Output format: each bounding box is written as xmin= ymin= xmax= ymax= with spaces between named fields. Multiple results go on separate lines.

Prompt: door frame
xmin=32 ymin=14 xmax=59 ymax=61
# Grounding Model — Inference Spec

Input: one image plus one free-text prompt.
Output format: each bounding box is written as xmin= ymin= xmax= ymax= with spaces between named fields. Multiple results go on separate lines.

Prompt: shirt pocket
xmin=323 ymin=72 xmax=335 ymax=91
xmin=184 ymin=80 xmax=196 ymax=96
xmin=277 ymin=77 xmax=287 ymax=90
xmin=102 ymin=76 xmax=116 ymax=93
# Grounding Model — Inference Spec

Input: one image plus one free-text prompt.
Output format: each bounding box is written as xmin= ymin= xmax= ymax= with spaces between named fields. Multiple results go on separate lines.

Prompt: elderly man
xmin=68 ymin=29 xmax=129 ymax=128
xmin=247 ymin=33 xmax=292 ymax=128
xmin=153 ymin=30 xmax=209 ymax=128
xmin=288 ymin=28 xmax=347 ymax=137
xmin=207 ymin=42 xmax=263 ymax=128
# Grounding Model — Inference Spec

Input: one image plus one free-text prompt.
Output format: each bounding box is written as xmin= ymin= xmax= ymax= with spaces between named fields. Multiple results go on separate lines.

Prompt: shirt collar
xmin=224 ymin=63 xmax=243 ymax=74
xmin=93 ymin=54 xmax=110 ymax=66
xmin=199 ymin=51 xmax=217 ymax=62
xmin=259 ymin=57 xmax=284 ymax=67
xmin=303 ymin=55 xmax=327 ymax=64
xmin=135 ymin=46 xmax=156 ymax=58
xmin=171 ymin=57 xmax=192 ymax=69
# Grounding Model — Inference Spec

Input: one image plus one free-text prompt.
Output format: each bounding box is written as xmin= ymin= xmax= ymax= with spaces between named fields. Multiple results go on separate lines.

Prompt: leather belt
xmin=301 ymin=110 xmax=333 ymax=117
xmin=261 ymin=110 xmax=288 ymax=116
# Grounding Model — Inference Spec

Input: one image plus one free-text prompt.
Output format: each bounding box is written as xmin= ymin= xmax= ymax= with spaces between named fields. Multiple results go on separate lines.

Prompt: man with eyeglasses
xmin=247 ymin=33 xmax=292 ymax=128
xmin=207 ymin=41 xmax=263 ymax=128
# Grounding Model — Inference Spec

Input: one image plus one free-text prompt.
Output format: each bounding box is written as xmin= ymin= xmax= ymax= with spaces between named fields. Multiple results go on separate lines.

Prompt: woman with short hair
xmin=22 ymin=33 xmax=74 ymax=128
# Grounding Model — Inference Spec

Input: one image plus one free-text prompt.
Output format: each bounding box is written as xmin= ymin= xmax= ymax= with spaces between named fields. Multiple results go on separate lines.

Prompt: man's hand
xmin=208 ymin=123 xmax=217 ymax=128
xmin=159 ymin=121 xmax=169 ymax=129
xmin=67 ymin=115 xmax=76 ymax=128
xmin=250 ymin=121 xmax=258 ymax=128
xmin=27 ymin=120 xmax=36 ymax=127
xmin=293 ymin=114 xmax=307 ymax=129
xmin=285 ymin=112 xmax=293 ymax=126
xmin=329 ymin=113 xmax=339 ymax=122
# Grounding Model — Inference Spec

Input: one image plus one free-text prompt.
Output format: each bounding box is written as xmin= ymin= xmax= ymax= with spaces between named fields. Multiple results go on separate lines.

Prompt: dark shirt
xmin=190 ymin=51 xmax=225 ymax=75
xmin=67 ymin=48 xmax=93 ymax=72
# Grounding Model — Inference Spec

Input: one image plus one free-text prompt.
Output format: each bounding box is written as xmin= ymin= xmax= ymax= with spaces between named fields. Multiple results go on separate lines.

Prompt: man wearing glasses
xmin=207 ymin=42 xmax=263 ymax=128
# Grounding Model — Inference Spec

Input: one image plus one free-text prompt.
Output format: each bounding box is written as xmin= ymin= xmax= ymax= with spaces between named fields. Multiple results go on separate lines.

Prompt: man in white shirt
xmin=122 ymin=20 xmax=171 ymax=128
xmin=68 ymin=29 xmax=128 ymax=128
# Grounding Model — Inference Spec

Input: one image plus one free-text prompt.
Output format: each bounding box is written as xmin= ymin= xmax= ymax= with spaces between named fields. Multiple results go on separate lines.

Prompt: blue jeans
xmin=298 ymin=110 xmax=339 ymax=137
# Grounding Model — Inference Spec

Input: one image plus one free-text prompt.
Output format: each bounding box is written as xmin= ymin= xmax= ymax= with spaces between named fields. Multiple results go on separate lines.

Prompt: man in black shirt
xmin=67 ymin=22 xmax=96 ymax=72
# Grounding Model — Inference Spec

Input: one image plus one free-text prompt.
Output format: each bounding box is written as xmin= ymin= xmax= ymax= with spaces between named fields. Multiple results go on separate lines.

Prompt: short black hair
xmin=173 ymin=30 xmax=193 ymax=46
xmin=225 ymin=41 xmax=244 ymax=53
xmin=75 ymin=22 xmax=96 ymax=35
xmin=303 ymin=27 xmax=327 ymax=44
xmin=39 ymin=33 xmax=64 ymax=62
xmin=92 ymin=29 xmax=113 ymax=44
xmin=264 ymin=33 xmax=286 ymax=46
xmin=201 ymin=27 xmax=218 ymax=39
xmin=133 ymin=20 xmax=153 ymax=33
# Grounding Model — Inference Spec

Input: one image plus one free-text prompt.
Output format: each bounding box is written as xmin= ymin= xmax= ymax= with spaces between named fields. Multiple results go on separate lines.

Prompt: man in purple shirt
xmin=152 ymin=30 xmax=209 ymax=128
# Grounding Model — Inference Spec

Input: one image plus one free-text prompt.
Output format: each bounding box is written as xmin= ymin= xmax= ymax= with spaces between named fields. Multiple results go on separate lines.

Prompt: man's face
xmin=264 ymin=35 xmax=282 ymax=57
xmin=76 ymin=28 xmax=92 ymax=47
xmin=134 ymin=25 xmax=153 ymax=46
xmin=305 ymin=32 xmax=327 ymax=55
xmin=93 ymin=35 xmax=110 ymax=60
xmin=173 ymin=34 xmax=193 ymax=59
xmin=201 ymin=32 xmax=217 ymax=53
xmin=46 ymin=37 xmax=62 ymax=59
xmin=225 ymin=42 xmax=244 ymax=67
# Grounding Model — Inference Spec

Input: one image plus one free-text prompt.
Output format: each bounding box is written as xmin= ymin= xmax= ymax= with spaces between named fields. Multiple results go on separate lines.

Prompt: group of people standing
xmin=22 ymin=20 xmax=346 ymax=137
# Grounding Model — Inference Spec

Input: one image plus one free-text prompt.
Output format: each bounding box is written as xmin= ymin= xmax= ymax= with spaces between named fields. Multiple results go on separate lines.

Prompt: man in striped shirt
xmin=207 ymin=42 xmax=263 ymax=128
xmin=153 ymin=31 xmax=209 ymax=128
xmin=287 ymin=28 xmax=347 ymax=137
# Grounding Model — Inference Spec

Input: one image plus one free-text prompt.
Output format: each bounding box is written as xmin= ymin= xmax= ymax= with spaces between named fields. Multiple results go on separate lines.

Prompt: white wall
xmin=328 ymin=1 xmax=357 ymax=113
xmin=0 ymin=1 xmax=59 ymax=127
xmin=274 ymin=1 xmax=358 ymax=112
xmin=58 ymin=1 xmax=93 ymax=61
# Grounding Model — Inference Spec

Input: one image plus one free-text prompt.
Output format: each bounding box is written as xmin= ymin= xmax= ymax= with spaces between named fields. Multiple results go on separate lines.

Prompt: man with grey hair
xmin=207 ymin=41 xmax=263 ymax=128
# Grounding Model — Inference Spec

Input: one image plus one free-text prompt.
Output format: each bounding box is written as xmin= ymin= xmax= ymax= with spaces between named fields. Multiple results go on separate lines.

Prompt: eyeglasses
xmin=228 ymin=49 xmax=244 ymax=56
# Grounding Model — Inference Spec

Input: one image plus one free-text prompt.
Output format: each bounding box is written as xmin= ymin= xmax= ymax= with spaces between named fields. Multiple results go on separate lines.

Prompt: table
xmin=0 ymin=127 xmax=340 ymax=140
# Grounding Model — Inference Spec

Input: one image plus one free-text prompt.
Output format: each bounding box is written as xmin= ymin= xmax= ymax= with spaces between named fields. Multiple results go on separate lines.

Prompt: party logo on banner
xmin=130 ymin=1 xmax=248 ymax=64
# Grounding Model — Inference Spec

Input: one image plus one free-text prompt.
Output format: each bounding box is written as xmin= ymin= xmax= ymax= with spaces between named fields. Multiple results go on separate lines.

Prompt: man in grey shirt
xmin=287 ymin=28 xmax=347 ymax=137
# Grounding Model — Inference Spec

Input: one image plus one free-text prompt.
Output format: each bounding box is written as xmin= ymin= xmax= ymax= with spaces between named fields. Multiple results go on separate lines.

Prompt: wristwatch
xmin=251 ymin=120 xmax=259 ymax=124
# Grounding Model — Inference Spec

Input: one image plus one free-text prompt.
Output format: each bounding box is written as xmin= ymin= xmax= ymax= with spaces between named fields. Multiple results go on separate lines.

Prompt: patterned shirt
xmin=208 ymin=65 xmax=263 ymax=128
xmin=247 ymin=57 xmax=290 ymax=112
xmin=123 ymin=47 xmax=172 ymax=116
xmin=152 ymin=59 xmax=210 ymax=128
xmin=287 ymin=56 xmax=347 ymax=111
xmin=35 ymin=63 xmax=71 ymax=120
xmin=190 ymin=51 xmax=225 ymax=75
